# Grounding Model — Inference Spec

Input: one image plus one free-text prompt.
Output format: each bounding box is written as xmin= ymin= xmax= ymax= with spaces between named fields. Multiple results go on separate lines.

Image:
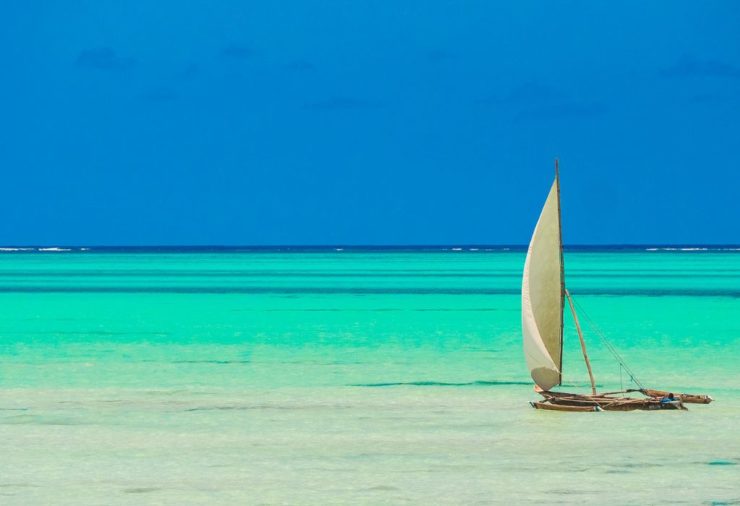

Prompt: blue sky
xmin=1 ymin=1 xmax=738 ymax=245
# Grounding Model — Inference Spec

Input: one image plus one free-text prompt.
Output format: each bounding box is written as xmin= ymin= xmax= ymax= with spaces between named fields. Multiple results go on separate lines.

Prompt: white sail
xmin=522 ymin=176 xmax=563 ymax=390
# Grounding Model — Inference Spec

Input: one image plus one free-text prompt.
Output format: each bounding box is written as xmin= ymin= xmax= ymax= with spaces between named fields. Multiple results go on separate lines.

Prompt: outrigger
xmin=522 ymin=161 xmax=713 ymax=412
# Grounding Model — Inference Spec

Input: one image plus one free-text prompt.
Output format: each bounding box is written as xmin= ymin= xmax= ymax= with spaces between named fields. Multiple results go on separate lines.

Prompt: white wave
xmin=334 ymin=248 xmax=344 ymax=252
xmin=38 ymin=247 xmax=72 ymax=252
xmin=0 ymin=247 xmax=34 ymax=251
xmin=645 ymin=246 xmax=737 ymax=252
xmin=451 ymin=247 xmax=463 ymax=251
xmin=469 ymin=248 xmax=479 ymax=251
xmin=80 ymin=248 xmax=90 ymax=251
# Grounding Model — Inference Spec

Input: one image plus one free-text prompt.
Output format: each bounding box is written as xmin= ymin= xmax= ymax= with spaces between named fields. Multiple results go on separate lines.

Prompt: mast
xmin=555 ymin=159 xmax=564 ymax=385
xmin=557 ymin=160 xmax=596 ymax=395
xmin=565 ymin=289 xmax=597 ymax=395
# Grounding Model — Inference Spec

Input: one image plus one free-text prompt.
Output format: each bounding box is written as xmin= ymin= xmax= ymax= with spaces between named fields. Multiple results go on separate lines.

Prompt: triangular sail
xmin=522 ymin=174 xmax=564 ymax=391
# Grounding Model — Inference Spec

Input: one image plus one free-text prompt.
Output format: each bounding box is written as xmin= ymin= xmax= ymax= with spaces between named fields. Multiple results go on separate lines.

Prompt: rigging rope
xmin=570 ymin=295 xmax=646 ymax=390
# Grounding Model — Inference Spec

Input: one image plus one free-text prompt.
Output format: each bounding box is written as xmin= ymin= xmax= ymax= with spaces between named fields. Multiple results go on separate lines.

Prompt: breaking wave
xmin=0 ymin=247 xmax=88 ymax=253
xmin=645 ymin=247 xmax=739 ymax=252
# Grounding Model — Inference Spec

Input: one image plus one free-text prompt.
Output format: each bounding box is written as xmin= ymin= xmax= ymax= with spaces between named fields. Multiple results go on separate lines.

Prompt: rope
xmin=570 ymin=295 xmax=646 ymax=390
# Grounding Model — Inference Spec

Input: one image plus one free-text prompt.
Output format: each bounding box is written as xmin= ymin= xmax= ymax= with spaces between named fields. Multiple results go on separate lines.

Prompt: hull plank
xmin=530 ymin=401 xmax=602 ymax=412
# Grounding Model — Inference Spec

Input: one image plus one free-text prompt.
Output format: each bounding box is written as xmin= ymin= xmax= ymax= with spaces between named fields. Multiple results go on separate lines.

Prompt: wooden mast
xmin=555 ymin=159 xmax=565 ymax=386
xmin=557 ymin=160 xmax=596 ymax=395
xmin=565 ymin=289 xmax=597 ymax=395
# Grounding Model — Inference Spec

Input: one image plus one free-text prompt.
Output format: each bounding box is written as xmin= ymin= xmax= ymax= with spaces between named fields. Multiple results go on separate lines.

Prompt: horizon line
xmin=1 ymin=244 xmax=739 ymax=249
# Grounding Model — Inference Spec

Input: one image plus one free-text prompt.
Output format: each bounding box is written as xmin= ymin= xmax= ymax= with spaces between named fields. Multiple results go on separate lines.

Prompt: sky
xmin=1 ymin=1 xmax=738 ymax=245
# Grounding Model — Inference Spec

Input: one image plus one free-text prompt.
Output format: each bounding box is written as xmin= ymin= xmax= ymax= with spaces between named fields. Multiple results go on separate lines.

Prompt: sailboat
xmin=522 ymin=161 xmax=713 ymax=411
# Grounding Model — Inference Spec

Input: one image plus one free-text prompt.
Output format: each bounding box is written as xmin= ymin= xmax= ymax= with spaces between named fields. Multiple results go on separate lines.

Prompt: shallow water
xmin=0 ymin=250 xmax=738 ymax=504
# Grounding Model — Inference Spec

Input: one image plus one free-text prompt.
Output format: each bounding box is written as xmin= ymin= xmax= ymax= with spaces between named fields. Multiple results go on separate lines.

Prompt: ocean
xmin=0 ymin=248 xmax=738 ymax=504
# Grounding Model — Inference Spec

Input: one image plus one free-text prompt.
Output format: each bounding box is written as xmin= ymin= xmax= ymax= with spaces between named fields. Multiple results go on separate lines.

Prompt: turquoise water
xmin=0 ymin=250 xmax=738 ymax=504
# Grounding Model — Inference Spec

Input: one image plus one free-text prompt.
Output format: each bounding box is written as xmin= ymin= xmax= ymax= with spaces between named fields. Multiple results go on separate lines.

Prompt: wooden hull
xmin=533 ymin=391 xmax=687 ymax=411
xmin=530 ymin=401 xmax=602 ymax=412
